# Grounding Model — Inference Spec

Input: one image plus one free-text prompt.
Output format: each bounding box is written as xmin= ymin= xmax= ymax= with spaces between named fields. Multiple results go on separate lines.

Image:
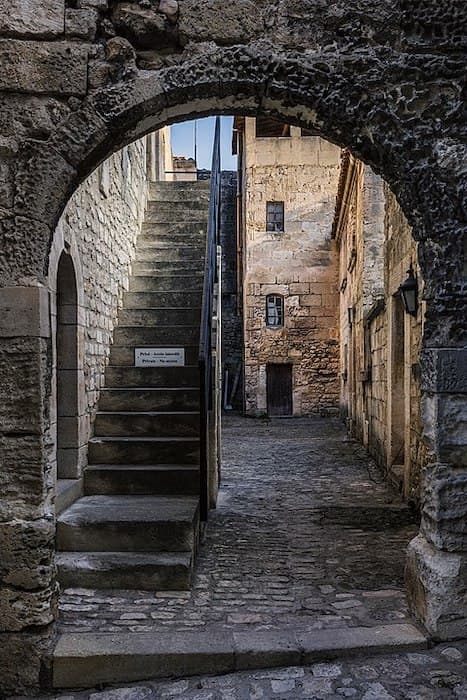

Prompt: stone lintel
xmin=0 ymin=286 xmax=50 ymax=337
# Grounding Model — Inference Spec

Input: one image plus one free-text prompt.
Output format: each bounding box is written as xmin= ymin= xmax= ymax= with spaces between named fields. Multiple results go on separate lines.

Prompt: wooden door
xmin=267 ymin=364 xmax=293 ymax=417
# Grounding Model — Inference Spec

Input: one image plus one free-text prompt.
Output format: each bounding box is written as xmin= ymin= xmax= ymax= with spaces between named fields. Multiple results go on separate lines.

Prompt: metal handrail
xmin=199 ymin=116 xmax=221 ymax=522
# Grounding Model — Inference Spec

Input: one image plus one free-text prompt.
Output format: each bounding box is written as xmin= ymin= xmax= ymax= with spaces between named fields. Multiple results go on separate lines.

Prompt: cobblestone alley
xmin=60 ymin=415 xmax=419 ymax=635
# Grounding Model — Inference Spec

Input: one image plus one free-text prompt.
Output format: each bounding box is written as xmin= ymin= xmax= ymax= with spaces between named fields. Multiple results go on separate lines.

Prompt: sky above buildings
xmin=170 ymin=116 xmax=237 ymax=171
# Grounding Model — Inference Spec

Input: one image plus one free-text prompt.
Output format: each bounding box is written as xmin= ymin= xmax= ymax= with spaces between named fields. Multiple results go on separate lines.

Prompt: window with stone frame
xmin=266 ymin=201 xmax=285 ymax=232
xmin=266 ymin=294 xmax=285 ymax=328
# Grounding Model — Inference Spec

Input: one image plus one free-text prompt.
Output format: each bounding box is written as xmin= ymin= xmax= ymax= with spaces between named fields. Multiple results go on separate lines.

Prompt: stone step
xmin=145 ymin=211 xmax=209 ymax=224
xmin=118 ymin=308 xmax=201 ymax=327
xmin=113 ymin=325 xmax=200 ymax=346
xmin=104 ymin=366 xmax=199 ymax=389
xmin=149 ymin=183 xmax=210 ymax=201
xmin=135 ymin=246 xmax=204 ymax=261
xmin=141 ymin=222 xmax=207 ymax=236
xmin=56 ymin=495 xmax=199 ymax=552
xmin=129 ymin=274 xmax=203 ymax=293
xmin=99 ymin=388 xmax=199 ymax=412
xmin=56 ymin=478 xmax=82 ymax=516
xmin=88 ymin=436 xmax=200 ymax=465
xmin=123 ymin=291 xmax=202 ymax=309
xmin=109 ymin=344 xmax=199 ymax=366
xmin=53 ymin=623 xmax=428 ymax=689
xmin=84 ymin=464 xmax=199 ymax=496
xmin=147 ymin=200 xmax=209 ymax=213
xmin=132 ymin=260 xmax=204 ymax=275
xmin=56 ymin=551 xmax=193 ymax=591
xmin=94 ymin=411 xmax=199 ymax=437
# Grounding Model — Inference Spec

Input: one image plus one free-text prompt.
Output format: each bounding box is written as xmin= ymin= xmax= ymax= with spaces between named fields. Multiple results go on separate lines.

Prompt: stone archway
xmin=0 ymin=4 xmax=465 ymax=693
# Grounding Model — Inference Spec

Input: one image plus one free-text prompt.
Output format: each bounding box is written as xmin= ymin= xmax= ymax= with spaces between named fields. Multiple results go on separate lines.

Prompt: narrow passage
xmin=59 ymin=416 xmax=418 ymax=634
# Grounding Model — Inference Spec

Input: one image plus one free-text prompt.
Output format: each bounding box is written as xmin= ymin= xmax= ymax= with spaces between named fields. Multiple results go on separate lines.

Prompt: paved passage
xmin=60 ymin=415 xmax=418 ymax=634
xmin=23 ymin=642 xmax=467 ymax=699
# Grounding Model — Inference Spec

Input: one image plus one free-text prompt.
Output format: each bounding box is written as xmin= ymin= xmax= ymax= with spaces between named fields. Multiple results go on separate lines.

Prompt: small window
xmin=266 ymin=294 xmax=284 ymax=327
xmin=256 ymin=117 xmax=291 ymax=138
xmin=266 ymin=201 xmax=284 ymax=232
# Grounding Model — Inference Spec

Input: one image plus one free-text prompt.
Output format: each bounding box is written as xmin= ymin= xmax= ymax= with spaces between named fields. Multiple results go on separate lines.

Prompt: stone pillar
xmin=0 ymin=286 xmax=57 ymax=694
xmin=406 ymin=346 xmax=467 ymax=639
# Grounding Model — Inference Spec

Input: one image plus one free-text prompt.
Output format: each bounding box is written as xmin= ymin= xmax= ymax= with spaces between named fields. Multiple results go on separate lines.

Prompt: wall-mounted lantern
xmin=399 ymin=264 xmax=418 ymax=316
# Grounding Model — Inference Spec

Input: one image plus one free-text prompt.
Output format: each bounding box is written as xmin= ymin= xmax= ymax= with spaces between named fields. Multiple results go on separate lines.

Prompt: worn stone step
xmin=56 ymin=478 xmax=82 ymax=516
xmin=132 ymin=260 xmax=204 ymax=275
xmin=109 ymin=344 xmax=199 ymax=366
xmin=56 ymin=495 xmax=199 ymax=552
xmin=88 ymin=436 xmax=200 ymax=465
xmin=130 ymin=274 xmax=203 ymax=293
xmin=56 ymin=551 xmax=193 ymax=591
xmin=104 ymin=366 xmax=199 ymax=389
xmin=135 ymin=246 xmax=204 ymax=261
xmin=53 ymin=623 xmax=428 ymax=689
xmin=149 ymin=183 xmax=210 ymax=201
xmin=118 ymin=308 xmax=201 ymax=327
xmin=147 ymin=200 xmax=209 ymax=213
xmin=141 ymin=222 xmax=207 ymax=236
xmin=94 ymin=411 xmax=199 ymax=437
xmin=123 ymin=291 xmax=202 ymax=309
xmin=99 ymin=388 xmax=199 ymax=412
xmin=84 ymin=464 xmax=199 ymax=496
xmin=145 ymin=211 xmax=208 ymax=224
xmin=113 ymin=325 xmax=200 ymax=346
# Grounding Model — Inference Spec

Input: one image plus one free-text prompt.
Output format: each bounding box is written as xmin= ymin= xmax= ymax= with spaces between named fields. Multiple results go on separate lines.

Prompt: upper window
xmin=256 ymin=117 xmax=291 ymax=138
xmin=301 ymin=127 xmax=316 ymax=137
xmin=266 ymin=294 xmax=284 ymax=328
xmin=266 ymin=201 xmax=285 ymax=232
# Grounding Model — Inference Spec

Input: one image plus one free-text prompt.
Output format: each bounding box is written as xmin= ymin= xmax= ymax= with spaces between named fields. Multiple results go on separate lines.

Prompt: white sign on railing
xmin=135 ymin=348 xmax=185 ymax=367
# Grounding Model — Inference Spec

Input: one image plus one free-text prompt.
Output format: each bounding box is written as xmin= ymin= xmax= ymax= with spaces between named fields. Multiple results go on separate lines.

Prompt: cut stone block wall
xmin=48 ymin=138 xmax=148 ymax=481
xmin=241 ymin=121 xmax=341 ymax=416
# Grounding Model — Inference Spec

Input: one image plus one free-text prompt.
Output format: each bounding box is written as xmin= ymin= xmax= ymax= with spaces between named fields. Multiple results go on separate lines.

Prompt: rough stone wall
xmin=384 ymin=184 xmax=427 ymax=502
xmin=0 ymin=0 xmax=465 ymax=690
xmin=220 ymin=171 xmax=243 ymax=411
xmin=48 ymin=137 xmax=148 ymax=481
xmin=242 ymin=120 xmax=341 ymax=416
xmin=336 ymin=160 xmax=426 ymax=504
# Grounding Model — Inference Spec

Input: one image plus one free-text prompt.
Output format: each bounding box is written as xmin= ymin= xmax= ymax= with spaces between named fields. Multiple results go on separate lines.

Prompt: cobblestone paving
xmin=21 ymin=643 xmax=467 ymax=699
xmin=59 ymin=416 xmax=419 ymax=634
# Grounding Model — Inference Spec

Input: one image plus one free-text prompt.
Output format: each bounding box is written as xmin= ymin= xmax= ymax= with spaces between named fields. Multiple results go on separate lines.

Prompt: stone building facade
xmin=234 ymin=117 xmax=341 ymax=416
xmin=334 ymin=152 xmax=427 ymax=506
xmin=0 ymin=1 xmax=466 ymax=693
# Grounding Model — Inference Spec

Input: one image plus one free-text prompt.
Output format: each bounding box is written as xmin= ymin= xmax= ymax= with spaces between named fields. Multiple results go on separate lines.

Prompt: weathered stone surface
xmin=406 ymin=534 xmax=467 ymax=640
xmin=0 ymin=216 xmax=52 ymax=285
xmin=112 ymin=3 xmax=178 ymax=50
xmin=0 ymin=630 xmax=53 ymax=695
xmin=421 ymin=349 xmax=467 ymax=394
xmin=14 ymin=141 xmax=76 ymax=228
xmin=421 ymin=463 xmax=467 ymax=552
xmin=0 ymin=519 xmax=55 ymax=590
xmin=0 ymin=40 xmax=88 ymax=96
xmin=179 ymin=0 xmax=264 ymax=46
xmin=65 ymin=8 xmax=98 ymax=41
xmin=0 ymin=0 xmax=65 ymax=38
xmin=0 ymin=286 xmax=50 ymax=338
xmin=0 ymin=583 xmax=56 ymax=631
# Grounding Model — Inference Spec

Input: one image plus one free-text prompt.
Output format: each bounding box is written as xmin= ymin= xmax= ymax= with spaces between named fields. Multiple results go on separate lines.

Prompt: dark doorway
xmin=56 ymin=252 xmax=79 ymax=479
xmin=267 ymin=363 xmax=293 ymax=417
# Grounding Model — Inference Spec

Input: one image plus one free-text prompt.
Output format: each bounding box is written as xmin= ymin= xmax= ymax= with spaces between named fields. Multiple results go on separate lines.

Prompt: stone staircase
xmin=56 ymin=180 xmax=210 ymax=591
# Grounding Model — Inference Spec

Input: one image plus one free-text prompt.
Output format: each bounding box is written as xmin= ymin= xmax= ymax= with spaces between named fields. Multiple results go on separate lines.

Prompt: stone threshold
xmin=53 ymin=622 xmax=428 ymax=689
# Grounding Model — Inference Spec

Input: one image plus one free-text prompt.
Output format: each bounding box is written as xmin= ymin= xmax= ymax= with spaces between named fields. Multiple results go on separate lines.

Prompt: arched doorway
xmin=0 ymin=15 xmax=465 ymax=691
xmin=56 ymin=252 xmax=80 ymax=480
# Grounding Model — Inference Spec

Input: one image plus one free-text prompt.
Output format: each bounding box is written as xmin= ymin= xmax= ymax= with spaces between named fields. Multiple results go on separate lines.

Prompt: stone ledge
xmin=53 ymin=623 xmax=428 ymax=689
